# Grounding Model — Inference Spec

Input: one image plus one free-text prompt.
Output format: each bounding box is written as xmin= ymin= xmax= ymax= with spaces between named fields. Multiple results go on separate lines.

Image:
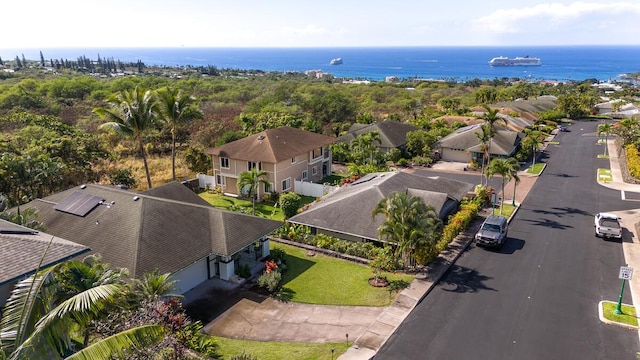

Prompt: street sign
xmin=619 ymin=266 xmax=633 ymax=280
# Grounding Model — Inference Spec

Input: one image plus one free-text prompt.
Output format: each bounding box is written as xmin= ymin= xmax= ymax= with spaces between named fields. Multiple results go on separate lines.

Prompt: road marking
xmin=622 ymin=190 xmax=626 ymax=200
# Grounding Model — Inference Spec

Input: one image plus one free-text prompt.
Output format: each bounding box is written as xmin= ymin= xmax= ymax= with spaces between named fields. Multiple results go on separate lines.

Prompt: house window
xmin=302 ymin=170 xmax=308 ymax=180
xmin=282 ymin=178 xmax=291 ymax=191
xmin=264 ymin=182 xmax=271 ymax=193
xmin=220 ymin=157 xmax=229 ymax=169
xmin=312 ymin=147 xmax=323 ymax=160
xmin=248 ymin=161 xmax=261 ymax=171
xmin=291 ymin=157 xmax=296 ymax=164
xmin=312 ymin=167 xmax=317 ymax=176
xmin=216 ymin=175 xmax=225 ymax=186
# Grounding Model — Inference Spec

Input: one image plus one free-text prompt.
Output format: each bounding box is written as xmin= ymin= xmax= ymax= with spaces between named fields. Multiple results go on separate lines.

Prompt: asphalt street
xmin=375 ymin=120 xmax=640 ymax=360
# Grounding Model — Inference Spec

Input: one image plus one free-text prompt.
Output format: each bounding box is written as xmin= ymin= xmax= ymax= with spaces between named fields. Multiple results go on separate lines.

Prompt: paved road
xmin=375 ymin=121 xmax=640 ymax=360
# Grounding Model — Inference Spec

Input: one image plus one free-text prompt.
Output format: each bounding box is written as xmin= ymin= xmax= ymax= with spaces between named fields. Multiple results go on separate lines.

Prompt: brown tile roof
xmin=337 ymin=120 xmax=420 ymax=148
xmin=206 ymin=126 xmax=335 ymax=163
xmin=20 ymin=183 xmax=282 ymax=278
xmin=0 ymin=220 xmax=90 ymax=286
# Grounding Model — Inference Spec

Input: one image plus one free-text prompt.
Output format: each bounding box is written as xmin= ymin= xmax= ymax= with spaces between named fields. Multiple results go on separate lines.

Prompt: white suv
xmin=594 ymin=212 xmax=622 ymax=239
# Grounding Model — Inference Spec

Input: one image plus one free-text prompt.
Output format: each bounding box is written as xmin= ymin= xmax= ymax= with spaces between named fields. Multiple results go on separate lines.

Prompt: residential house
xmin=435 ymin=124 xmax=523 ymax=164
xmin=206 ymin=126 xmax=335 ymax=198
xmin=288 ymin=171 xmax=474 ymax=243
xmin=0 ymin=219 xmax=90 ymax=308
xmin=19 ymin=182 xmax=283 ymax=294
xmin=336 ymin=120 xmax=420 ymax=153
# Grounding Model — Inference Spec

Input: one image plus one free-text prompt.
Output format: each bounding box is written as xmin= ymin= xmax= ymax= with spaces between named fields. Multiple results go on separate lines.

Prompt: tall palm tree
xmin=486 ymin=158 xmax=520 ymax=215
xmin=522 ymin=130 xmax=545 ymax=169
xmin=614 ymin=118 xmax=639 ymax=146
xmin=372 ymin=190 xmax=442 ymax=268
xmin=155 ymin=87 xmax=203 ymax=181
xmin=94 ymin=87 xmax=158 ymax=189
xmin=482 ymin=105 xmax=506 ymax=167
xmin=508 ymin=161 xmax=521 ymax=206
xmin=237 ymin=168 xmax=271 ymax=216
xmin=598 ymin=122 xmax=614 ymax=156
xmin=475 ymin=124 xmax=491 ymax=186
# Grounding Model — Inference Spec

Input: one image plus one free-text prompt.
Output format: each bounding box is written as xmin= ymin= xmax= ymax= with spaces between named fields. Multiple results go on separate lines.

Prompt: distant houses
xmin=434 ymin=124 xmax=524 ymax=164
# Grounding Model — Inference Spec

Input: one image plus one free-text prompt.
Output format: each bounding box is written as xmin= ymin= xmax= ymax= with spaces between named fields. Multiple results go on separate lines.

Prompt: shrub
xmin=108 ymin=168 xmax=136 ymax=187
xmin=237 ymin=264 xmax=251 ymax=279
xmin=626 ymin=144 xmax=640 ymax=179
xmin=269 ymin=248 xmax=286 ymax=263
xmin=257 ymin=271 xmax=282 ymax=293
xmin=278 ymin=192 xmax=301 ymax=218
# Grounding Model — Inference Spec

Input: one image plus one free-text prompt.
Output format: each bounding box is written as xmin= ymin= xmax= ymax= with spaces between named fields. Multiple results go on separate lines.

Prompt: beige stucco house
xmin=206 ymin=126 xmax=335 ymax=199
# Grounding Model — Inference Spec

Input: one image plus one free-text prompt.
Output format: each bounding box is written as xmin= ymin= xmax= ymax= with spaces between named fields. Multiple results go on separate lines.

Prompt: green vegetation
xmin=272 ymin=243 xmax=414 ymax=306
xmin=602 ymin=301 xmax=638 ymax=327
xmin=526 ymin=163 xmax=545 ymax=174
xmin=198 ymin=192 xmax=316 ymax=221
xmin=598 ymin=168 xmax=612 ymax=182
xmin=494 ymin=203 xmax=516 ymax=218
xmin=214 ymin=337 xmax=346 ymax=360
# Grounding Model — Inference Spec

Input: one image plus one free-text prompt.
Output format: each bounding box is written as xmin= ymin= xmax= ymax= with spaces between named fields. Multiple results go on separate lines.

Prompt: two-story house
xmin=206 ymin=126 xmax=335 ymax=198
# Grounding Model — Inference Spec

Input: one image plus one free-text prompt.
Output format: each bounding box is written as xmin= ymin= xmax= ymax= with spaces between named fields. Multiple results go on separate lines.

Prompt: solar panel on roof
xmin=54 ymin=192 xmax=103 ymax=217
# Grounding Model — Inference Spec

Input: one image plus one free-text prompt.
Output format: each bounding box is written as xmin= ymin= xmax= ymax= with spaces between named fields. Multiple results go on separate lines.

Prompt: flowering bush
xmin=265 ymin=260 xmax=278 ymax=273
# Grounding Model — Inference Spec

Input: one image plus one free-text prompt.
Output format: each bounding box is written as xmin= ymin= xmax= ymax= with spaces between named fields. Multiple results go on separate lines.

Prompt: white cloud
xmin=472 ymin=1 xmax=640 ymax=34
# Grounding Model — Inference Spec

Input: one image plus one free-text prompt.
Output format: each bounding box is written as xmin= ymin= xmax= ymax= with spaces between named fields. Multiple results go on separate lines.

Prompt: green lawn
xmin=598 ymin=168 xmax=612 ymax=182
xmin=597 ymin=154 xmax=610 ymax=159
xmin=601 ymin=301 xmax=638 ymax=327
xmin=493 ymin=203 xmax=516 ymax=218
xmin=272 ymin=243 xmax=414 ymax=306
xmin=319 ymin=173 xmax=349 ymax=186
xmin=526 ymin=163 xmax=545 ymax=175
xmin=214 ymin=337 xmax=346 ymax=360
xmin=549 ymin=141 xmax=560 ymax=145
xmin=198 ymin=192 xmax=316 ymax=221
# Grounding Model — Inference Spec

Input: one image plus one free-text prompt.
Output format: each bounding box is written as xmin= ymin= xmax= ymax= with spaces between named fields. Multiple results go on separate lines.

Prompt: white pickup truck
xmin=594 ymin=212 xmax=622 ymax=239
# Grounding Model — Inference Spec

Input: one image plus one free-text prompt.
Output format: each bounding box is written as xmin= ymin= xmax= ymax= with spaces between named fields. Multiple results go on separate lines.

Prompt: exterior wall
xmin=171 ymin=257 xmax=209 ymax=294
xmin=440 ymin=148 xmax=471 ymax=163
xmin=274 ymin=158 xmax=308 ymax=193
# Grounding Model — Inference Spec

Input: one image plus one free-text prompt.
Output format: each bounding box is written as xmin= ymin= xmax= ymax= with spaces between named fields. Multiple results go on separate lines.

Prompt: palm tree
xmin=0 ymin=264 xmax=164 ymax=360
xmin=507 ymin=161 xmax=521 ymax=206
xmin=598 ymin=122 xmax=614 ymax=156
xmin=522 ymin=130 xmax=545 ymax=169
xmin=482 ymin=105 xmax=506 ymax=167
xmin=155 ymin=87 xmax=203 ymax=181
xmin=131 ymin=269 xmax=180 ymax=300
xmin=94 ymin=87 xmax=158 ymax=189
xmin=372 ymin=190 xmax=442 ymax=268
xmin=475 ymin=124 xmax=491 ymax=186
xmin=614 ymin=118 xmax=639 ymax=146
xmin=486 ymin=158 xmax=520 ymax=215
xmin=237 ymin=168 xmax=271 ymax=216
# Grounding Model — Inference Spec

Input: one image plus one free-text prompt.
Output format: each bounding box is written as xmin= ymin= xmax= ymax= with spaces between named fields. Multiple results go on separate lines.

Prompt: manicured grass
xmin=214 ymin=337 xmax=346 ymax=360
xmin=602 ymin=301 xmax=638 ymax=327
xmin=272 ymin=243 xmax=414 ymax=306
xmin=598 ymin=168 xmax=612 ymax=182
xmin=198 ymin=193 xmax=316 ymax=221
xmin=493 ymin=203 xmax=516 ymax=218
xmin=526 ymin=163 xmax=545 ymax=175
xmin=320 ymin=173 xmax=349 ymax=186
xmin=597 ymin=154 xmax=610 ymax=159
xmin=549 ymin=141 xmax=560 ymax=145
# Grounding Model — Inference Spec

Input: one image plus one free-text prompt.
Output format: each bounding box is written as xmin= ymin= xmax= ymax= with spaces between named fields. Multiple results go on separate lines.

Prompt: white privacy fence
xmin=195 ymin=174 xmax=338 ymax=197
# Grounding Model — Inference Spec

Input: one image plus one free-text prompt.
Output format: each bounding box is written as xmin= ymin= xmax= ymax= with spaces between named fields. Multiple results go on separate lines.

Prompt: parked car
xmin=594 ymin=212 xmax=622 ymax=239
xmin=475 ymin=215 xmax=508 ymax=248
xmin=559 ymin=125 xmax=568 ymax=132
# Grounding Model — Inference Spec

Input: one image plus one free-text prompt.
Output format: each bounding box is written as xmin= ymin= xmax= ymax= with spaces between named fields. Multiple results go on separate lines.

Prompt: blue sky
xmin=3 ymin=1 xmax=639 ymax=48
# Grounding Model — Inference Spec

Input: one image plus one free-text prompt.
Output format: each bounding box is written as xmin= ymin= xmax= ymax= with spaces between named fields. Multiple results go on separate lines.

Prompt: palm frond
xmin=64 ymin=325 xmax=165 ymax=360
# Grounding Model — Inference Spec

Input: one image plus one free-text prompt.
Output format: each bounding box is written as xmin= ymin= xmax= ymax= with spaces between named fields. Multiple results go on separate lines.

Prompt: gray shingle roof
xmin=20 ymin=183 xmax=282 ymax=278
xmin=288 ymin=171 xmax=473 ymax=241
xmin=0 ymin=220 xmax=90 ymax=286
xmin=206 ymin=126 xmax=335 ymax=163
xmin=437 ymin=124 xmax=523 ymax=156
xmin=337 ymin=120 xmax=420 ymax=149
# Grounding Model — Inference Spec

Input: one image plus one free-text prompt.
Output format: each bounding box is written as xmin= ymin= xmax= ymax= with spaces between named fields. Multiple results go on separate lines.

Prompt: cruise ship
xmin=489 ymin=56 xmax=541 ymax=66
xmin=330 ymin=57 xmax=343 ymax=65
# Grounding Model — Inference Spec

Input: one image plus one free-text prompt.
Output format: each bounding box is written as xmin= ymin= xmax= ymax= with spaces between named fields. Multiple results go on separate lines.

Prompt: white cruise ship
xmin=489 ymin=56 xmax=541 ymax=66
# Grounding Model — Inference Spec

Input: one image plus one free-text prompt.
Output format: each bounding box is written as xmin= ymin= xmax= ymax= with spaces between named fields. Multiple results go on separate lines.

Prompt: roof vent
xmin=257 ymin=135 xmax=265 ymax=140
xmin=80 ymin=184 xmax=87 ymax=189
xmin=133 ymin=196 xmax=140 ymax=201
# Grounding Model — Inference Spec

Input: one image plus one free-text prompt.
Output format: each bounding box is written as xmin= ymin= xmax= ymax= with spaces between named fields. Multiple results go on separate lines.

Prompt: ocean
xmin=3 ymin=46 xmax=639 ymax=82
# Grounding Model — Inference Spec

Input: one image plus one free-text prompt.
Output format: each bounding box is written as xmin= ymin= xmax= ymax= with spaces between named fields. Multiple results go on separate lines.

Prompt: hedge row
xmin=626 ymin=144 xmax=640 ymax=179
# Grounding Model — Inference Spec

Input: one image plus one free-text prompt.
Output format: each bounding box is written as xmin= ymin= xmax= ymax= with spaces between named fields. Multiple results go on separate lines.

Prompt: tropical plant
xmin=278 ymin=192 xmax=301 ymax=219
xmin=237 ymin=168 xmax=271 ymax=216
xmin=482 ymin=105 xmax=506 ymax=167
xmin=94 ymin=86 xmax=158 ymax=189
xmin=155 ymin=87 xmax=203 ymax=181
xmin=372 ymin=190 xmax=443 ymax=268
xmin=522 ymin=129 xmax=545 ymax=168
xmin=130 ymin=269 xmax=180 ymax=301
xmin=486 ymin=157 xmax=520 ymax=215
xmin=614 ymin=118 xmax=639 ymax=146
xmin=475 ymin=124 xmax=491 ymax=185
xmin=598 ymin=121 xmax=614 ymax=156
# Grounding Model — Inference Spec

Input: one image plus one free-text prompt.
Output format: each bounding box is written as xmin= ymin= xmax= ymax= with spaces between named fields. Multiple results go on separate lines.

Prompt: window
xmin=264 ymin=182 xmax=271 ymax=193
xmin=312 ymin=167 xmax=317 ymax=176
xmin=248 ymin=161 xmax=261 ymax=171
xmin=291 ymin=157 xmax=296 ymax=164
xmin=281 ymin=178 xmax=291 ymax=191
xmin=312 ymin=147 xmax=323 ymax=160
xmin=302 ymin=170 xmax=308 ymax=180
xmin=216 ymin=175 xmax=225 ymax=186
xmin=220 ymin=157 xmax=229 ymax=169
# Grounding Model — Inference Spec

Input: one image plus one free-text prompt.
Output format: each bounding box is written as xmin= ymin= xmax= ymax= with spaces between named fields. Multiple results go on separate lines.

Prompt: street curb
xmin=598 ymin=300 xmax=639 ymax=330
